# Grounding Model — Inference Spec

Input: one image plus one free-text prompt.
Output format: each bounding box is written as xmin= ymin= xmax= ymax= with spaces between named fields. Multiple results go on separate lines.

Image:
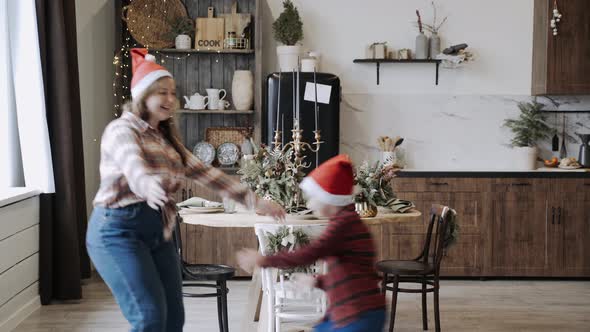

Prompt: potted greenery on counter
xmin=273 ymin=0 xmax=303 ymax=71
xmin=503 ymin=101 xmax=554 ymax=170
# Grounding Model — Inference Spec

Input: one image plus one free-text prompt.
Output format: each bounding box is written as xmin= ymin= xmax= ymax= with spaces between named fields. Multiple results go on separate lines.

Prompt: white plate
xmin=217 ymin=142 xmax=240 ymax=166
xmin=193 ymin=142 xmax=215 ymax=165
xmin=558 ymin=164 xmax=582 ymax=169
xmin=180 ymin=206 xmax=225 ymax=214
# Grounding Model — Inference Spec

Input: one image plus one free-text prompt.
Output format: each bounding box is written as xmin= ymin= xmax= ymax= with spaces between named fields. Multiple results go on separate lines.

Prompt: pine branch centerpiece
xmin=264 ymin=226 xmax=311 ymax=274
xmin=238 ymin=146 xmax=307 ymax=213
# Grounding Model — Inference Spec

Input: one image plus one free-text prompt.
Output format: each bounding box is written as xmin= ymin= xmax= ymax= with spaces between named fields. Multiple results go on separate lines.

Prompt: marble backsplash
xmin=340 ymin=94 xmax=590 ymax=170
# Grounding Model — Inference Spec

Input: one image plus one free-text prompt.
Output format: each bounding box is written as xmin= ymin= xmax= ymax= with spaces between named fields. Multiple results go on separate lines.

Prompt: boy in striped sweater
xmin=237 ymin=155 xmax=386 ymax=331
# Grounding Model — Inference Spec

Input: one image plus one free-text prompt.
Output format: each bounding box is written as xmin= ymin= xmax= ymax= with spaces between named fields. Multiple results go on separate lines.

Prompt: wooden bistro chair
xmin=173 ymin=215 xmax=235 ymax=332
xmin=376 ymin=204 xmax=455 ymax=332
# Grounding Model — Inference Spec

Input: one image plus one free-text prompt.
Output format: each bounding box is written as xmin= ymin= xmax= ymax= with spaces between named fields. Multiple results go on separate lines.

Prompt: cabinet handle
xmin=551 ymin=207 xmax=555 ymax=225
xmin=510 ymin=183 xmax=531 ymax=186
xmin=188 ymin=188 xmax=193 ymax=198
xmin=182 ymin=189 xmax=186 ymax=201
xmin=429 ymin=182 xmax=448 ymax=186
xmin=557 ymin=207 xmax=562 ymax=225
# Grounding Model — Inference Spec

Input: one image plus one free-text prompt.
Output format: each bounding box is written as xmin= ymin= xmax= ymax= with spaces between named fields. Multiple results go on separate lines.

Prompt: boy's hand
xmin=290 ymin=273 xmax=316 ymax=290
xmin=255 ymin=199 xmax=286 ymax=223
xmin=236 ymin=248 xmax=262 ymax=274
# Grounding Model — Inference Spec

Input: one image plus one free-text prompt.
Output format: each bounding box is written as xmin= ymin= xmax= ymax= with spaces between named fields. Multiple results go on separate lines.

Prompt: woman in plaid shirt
xmin=86 ymin=48 xmax=285 ymax=332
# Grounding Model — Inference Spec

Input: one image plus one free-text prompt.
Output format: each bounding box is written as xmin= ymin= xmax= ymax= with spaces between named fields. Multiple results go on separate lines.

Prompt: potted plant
xmin=167 ymin=16 xmax=195 ymax=50
xmin=272 ymin=0 xmax=303 ymax=71
xmin=503 ymin=101 xmax=554 ymax=170
xmin=353 ymin=161 xmax=401 ymax=218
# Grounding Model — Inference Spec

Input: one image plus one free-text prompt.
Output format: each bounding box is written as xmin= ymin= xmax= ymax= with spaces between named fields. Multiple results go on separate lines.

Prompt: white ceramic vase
xmin=175 ymin=34 xmax=191 ymax=50
xmin=276 ymin=45 xmax=301 ymax=71
xmin=232 ymin=70 xmax=254 ymax=111
xmin=513 ymin=146 xmax=538 ymax=170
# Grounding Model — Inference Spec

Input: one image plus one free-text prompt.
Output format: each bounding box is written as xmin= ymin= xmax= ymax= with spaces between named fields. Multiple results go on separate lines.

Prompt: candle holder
xmin=272 ymin=67 xmax=323 ymax=171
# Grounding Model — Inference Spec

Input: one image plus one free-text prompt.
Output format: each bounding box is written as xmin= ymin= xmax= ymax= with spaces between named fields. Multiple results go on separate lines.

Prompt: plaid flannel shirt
xmin=93 ymin=111 xmax=256 ymax=239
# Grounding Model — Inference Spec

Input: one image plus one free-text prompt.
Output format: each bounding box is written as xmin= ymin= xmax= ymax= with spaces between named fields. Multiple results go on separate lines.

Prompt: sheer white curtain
xmin=0 ymin=0 xmax=54 ymax=193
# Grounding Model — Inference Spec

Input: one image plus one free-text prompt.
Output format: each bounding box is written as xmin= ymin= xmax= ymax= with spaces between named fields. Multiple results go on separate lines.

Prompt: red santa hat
xmin=299 ymin=154 xmax=354 ymax=206
xmin=130 ymin=48 xmax=172 ymax=98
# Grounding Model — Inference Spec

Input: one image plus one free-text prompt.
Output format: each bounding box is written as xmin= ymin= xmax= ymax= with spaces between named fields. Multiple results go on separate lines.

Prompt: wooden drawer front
xmin=440 ymin=234 xmax=483 ymax=276
xmin=551 ymin=178 xmax=590 ymax=193
xmin=393 ymin=177 xmax=491 ymax=193
xmin=492 ymin=178 xmax=551 ymax=192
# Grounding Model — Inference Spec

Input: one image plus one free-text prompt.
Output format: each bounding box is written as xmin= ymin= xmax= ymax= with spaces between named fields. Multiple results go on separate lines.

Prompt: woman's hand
xmin=236 ymin=248 xmax=262 ymax=274
xmin=144 ymin=177 xmax=168 ymax=210
xmin=256 ymin=198 xmax=286 ymax=223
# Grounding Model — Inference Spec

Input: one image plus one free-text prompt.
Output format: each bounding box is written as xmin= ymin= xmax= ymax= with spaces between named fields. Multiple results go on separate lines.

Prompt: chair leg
xmin=216 ymin=281 xmax=225 ymax=332
xmin=381 ymin=273 xmax=388 ymax=294
xmin=434 ymin=279 xmax=441 ymax=332
xmin=388 ymin=275 xmax=399 ymax=332
xmin=266 ymin=289 xmax=274 ymax=332
xmin=220 ymin=280 xmax=230 ymax=332
xmin=422 ymin=277 xmax=428 ymax=330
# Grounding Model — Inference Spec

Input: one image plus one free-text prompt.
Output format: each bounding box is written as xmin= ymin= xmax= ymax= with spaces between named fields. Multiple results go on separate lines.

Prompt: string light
xmin=112 ymin=0 xmax=233 ymax=113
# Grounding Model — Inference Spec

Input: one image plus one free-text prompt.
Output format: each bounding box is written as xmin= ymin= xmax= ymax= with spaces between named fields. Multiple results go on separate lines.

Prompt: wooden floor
xmin=13 ymin=275 xmax=590 ymax=331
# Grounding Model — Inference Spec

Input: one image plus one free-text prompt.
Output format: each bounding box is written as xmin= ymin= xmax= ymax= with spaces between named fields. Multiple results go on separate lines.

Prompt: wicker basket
xmin=122 ymin=0 xmax=188 ymax=49
xmin=205 ymin=127 xmax=249 ymax=148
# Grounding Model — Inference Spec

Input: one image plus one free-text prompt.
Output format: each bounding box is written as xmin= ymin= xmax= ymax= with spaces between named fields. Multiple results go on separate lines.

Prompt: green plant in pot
xmin=503 ymin=101 xmax=554 ymax=170
xmin=167 ymin=16 xmax=195 ymax=50
xmin=272 ymin=0 xmax=303 ymax=71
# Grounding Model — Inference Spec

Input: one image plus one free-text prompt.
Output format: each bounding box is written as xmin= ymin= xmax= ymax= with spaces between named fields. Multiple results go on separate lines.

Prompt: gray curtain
xmin=35 ymin=0 xmax=91 ymax=304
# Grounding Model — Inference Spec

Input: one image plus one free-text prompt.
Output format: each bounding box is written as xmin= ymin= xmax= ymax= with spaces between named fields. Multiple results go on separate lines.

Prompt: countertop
xmin=0 ymin=188 xmax=41 ymax=208
xmin=398 ymin=168 xmax=590 ymax=178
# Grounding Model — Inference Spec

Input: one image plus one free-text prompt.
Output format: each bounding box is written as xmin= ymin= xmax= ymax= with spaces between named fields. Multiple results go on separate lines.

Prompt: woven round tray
xmin=122 ymin=0 xmax=189 ymax=49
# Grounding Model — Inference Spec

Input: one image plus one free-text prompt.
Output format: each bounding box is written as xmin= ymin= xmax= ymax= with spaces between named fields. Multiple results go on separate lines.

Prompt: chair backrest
xmin=418 ymin=204 xmax=455 ymax=275
xmin=254 ymin=223 xmax=327 ymax=256
xmin=254 ymin=223 xmax=327 ymax=295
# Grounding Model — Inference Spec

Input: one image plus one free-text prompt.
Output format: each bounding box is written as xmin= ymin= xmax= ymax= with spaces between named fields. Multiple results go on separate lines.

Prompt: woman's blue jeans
xmin=86 ymin=202 xmax=184 ymax=332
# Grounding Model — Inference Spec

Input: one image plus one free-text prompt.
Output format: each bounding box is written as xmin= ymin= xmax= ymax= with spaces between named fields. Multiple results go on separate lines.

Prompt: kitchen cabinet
xmin=532 ymin=0 xmax=590 ymax=94
xmin=547 ymin=180 xmax=590 ymax=276
xmin=393 ymin=178 xmax=487 ymax=276
xmin=394 ymin=174 xmax=590 ymax=277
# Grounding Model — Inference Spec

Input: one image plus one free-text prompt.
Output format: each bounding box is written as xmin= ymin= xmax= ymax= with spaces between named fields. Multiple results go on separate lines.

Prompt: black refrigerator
xmin=264 ymin=72 xmax=341 ymax=174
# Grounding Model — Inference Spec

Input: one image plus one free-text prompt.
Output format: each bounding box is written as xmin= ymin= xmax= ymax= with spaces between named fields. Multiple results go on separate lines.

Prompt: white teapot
xmin=183 ymin=93 xmax=208 ymax=110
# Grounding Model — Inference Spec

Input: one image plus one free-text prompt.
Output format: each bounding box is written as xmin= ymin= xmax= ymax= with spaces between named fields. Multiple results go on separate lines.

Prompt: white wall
xmin=75 ymin=0 xmax=115 ymax=215
xmin=262 ymin=0 xmax=590 ymax=169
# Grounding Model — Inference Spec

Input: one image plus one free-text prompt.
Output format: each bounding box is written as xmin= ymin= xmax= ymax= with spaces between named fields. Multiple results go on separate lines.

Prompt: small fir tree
xmin=272 ymin=0 xmax=303 ymax=45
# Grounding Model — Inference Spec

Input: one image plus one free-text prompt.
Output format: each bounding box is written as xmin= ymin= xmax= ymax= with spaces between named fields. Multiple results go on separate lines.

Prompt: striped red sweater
xmin=259 ymin=205 xmax=385 ymax=327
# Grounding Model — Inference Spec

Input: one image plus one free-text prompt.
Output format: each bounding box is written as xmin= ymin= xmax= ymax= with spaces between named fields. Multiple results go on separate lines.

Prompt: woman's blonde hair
xmin=122 ymin=77 xmax=188 ymax=165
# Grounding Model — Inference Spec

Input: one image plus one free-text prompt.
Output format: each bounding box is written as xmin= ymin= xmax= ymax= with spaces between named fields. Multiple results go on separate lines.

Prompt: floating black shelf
xmin=353 ymin=59 xmax=442 ymax=85
xmin=541 ymin=110 xmax=590 ymax=114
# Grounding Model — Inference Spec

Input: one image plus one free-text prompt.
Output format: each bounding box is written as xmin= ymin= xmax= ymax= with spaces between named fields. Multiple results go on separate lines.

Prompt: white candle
xmin=276 ymin=71 xmax=281 ymax=131
xmin=293 ymin=69 xmax=297 ymax=128
xmin=313 ymin=68 xmax=318 ymax=131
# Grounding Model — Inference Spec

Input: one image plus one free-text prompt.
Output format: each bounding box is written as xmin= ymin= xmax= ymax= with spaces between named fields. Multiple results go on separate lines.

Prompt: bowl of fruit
xmin=543 ymin=157 xmax=559 ymax=168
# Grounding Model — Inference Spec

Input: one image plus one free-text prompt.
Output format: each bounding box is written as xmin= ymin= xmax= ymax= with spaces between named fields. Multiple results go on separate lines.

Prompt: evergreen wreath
xmin=265 ymin=226 xmax=311 ymax=274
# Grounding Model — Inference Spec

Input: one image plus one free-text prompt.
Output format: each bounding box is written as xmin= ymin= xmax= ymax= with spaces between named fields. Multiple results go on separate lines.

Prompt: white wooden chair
xmin=254 ymin=223 xmax=328 ymax=332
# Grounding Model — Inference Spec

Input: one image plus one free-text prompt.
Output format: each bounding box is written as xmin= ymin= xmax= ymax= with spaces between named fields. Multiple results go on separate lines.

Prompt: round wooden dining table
xmin=179 ymin=208 xmax=422 ymax=331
